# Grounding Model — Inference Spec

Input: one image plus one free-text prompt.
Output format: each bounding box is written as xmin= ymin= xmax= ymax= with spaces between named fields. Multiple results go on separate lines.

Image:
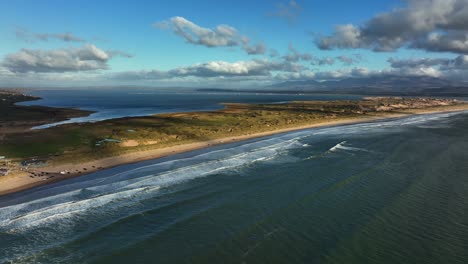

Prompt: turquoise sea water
xmin=1 ymin=111 xmax=468 ymax=263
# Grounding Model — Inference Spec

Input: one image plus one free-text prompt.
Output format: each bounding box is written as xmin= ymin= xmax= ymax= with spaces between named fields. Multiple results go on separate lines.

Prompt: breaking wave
xmin=329 ymin=141 xmax=371 ymax=153
xmin=0 ymin=136 xmax=306 ymax=233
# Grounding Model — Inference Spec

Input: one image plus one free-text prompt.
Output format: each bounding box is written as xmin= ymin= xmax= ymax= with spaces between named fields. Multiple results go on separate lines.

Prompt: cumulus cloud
xmin=2 ymin=44 xmax=130 ymax=73
xmin=386 ymin=55 xmax=468 ymax=80
xmin=107 ymin=50 xmax=134 ymax=58
xmin=111 ymin=58 xmax=417 ymax=84
xmin=281 ymin=44 xmax=361 ymax=66
xmin=112 ymin=60 xmax=368 ymax=83
xmin=243 ymin=42 xmax=267 ymax=55
xmin=387 ymin=65 xmax=442 ymax=78
xmin=388 ymin=57 xmax=449 ymax=68
xmin=412 ymin=31 xmax=468 ymax=54
xmin=309 ymin=54 xmax=362 ymax=66
xmin=311 ymin=57 xmax=335 ymax=66
xmin=267 ymin=0 xmax=302 ymax=24
xmin=171 ymin=59 xmax=302 ymax=77
xmin=448 ymin=55 xmax=468 ymax=69
xmin=308 ymin=55 xmax=468 ymax=81
xmin=0 ymin=66 xmax=14 ymax=77
xmin=317 ymin=24 xmax=363 ymax=50
xmin=16 ymin=28 xmax=85 ymax=43
xmin=336 ymin=55 xmax=362 ymax=65
xmin=5 ymin=56 xmax=468 ymax=87
xmin=314 ymin=67 xmax=372 ymax=80
xmin=111 ymin=59 xmax=303 ymax=81
xmin=316 ymin=0 xmax=468 ymax=54
xmin=154 ymin=16 xmax=265 ymax=55
xmin=282 ymin=43 xmax=312 ymax=62
xmin=389 ymin=55 xmax=468 ymax=70
xmin=274 ymin=70 xmax=316 ymax=81
xmin=154 ymin=16 xmax=238 ymax=47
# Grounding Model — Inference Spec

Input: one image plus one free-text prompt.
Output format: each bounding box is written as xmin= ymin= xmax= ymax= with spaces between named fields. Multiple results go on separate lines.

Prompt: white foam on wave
xmin=0 ymin=186 xmax=161 ymax=231
xmin=329 ymin=141 xmax=347 ymax=152
xmin=0 ymin=135 xmax=304 ymax=232
xmin=312 ymin=111 xmax=466 ymax=137
xmin=328 ymin=141 xmax=371 ymax=153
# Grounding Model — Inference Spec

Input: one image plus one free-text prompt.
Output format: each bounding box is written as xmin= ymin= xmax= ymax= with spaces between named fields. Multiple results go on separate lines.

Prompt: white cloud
xmin=243 ymin=42 xmax=267 ymax=55
xmin=311 ymin=57 xmax=335 ymax=66
xmin=16 ymin=28 xmax=85 ymax=43
xmin=336 ymin=55 xmax=362 ymax=65
xmin=282 ymin=43 xmax=312 ymax=62
xmin=154 ymin=16 xmax=265 ymax=55
xmin=2 ymin=44 xmax=130 ymax=73
xmin=316 ymin=0 xmax=468 ymax=54
xmin=267 ymin=0 xmax=303 ymax=24
xmin=112 ymin=58 xmax=303 ymax=81
xmin=388 ymin=55 xmax=468 ymax=70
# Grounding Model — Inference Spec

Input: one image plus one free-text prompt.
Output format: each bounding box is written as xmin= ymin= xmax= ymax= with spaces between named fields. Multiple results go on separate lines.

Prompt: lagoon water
xmin=1 ymin=111 xmax=468 ymax=263
xmin=18 ymin=89 xmax=361 ymax=129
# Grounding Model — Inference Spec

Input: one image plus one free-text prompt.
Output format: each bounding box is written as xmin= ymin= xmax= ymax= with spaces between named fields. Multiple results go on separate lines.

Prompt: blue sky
xmin=1 ymin=0 xmax=467 ymax=87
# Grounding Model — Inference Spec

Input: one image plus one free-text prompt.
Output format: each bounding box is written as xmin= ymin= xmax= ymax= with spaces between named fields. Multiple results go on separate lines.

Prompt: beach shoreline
xmin=1 ymin=104 xmax=467 ymax=197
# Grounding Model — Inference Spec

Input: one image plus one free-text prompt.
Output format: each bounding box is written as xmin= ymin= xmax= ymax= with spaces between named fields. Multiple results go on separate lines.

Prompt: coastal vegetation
xmin=0 ymin=90 xmax=466 ymax=195
xmin=0 ymin=91 xmax=462 ymax=163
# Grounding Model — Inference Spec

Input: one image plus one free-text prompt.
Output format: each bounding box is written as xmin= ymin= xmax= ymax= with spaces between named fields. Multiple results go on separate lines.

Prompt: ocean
xmin=1 ymin=110 xmax=468 ymax=263
xmin=17 ymin=89 xmax=361 ymax=129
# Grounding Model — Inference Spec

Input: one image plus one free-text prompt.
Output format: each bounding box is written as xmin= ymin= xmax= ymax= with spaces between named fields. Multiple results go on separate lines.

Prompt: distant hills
xmin=199 ymin=76 xmax=468 ymax=96
xmin=269 ymin=76 xmax=458 ymax=90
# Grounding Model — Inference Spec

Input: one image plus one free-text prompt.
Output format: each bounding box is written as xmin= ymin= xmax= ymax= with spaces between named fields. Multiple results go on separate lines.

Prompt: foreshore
xmin=1 ymin=104 xmax=468 ymax=197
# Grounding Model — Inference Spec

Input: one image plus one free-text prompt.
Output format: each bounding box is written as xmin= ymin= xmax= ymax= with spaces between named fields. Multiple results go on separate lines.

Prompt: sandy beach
xmin=1 ymin=104 xmax=468 ymax=197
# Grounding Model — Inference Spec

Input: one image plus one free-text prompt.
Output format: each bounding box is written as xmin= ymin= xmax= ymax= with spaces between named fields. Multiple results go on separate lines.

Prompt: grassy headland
xmin=0 ymin=93 xmax=467 ymax=195
xmin=0 ymin=89 xmax=93 ymax=137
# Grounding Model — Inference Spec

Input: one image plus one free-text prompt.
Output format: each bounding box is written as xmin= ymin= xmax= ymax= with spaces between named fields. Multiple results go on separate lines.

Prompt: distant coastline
xmin=0 ymin=89 xmax=93 ymax=134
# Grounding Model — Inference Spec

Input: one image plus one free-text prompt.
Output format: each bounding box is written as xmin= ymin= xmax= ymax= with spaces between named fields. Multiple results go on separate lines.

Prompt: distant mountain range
xmin=269 ymin=75 xmax=459 ymax=89
xmin=199 ymin=76 xmax=468 ymax=96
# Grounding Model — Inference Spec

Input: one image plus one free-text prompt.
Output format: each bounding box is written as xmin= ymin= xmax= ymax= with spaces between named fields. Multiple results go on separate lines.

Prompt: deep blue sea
xmin=17 ymin=89 xmax=361 ymax=129
xmin=1 ymin=110 xmax=468 ymax=263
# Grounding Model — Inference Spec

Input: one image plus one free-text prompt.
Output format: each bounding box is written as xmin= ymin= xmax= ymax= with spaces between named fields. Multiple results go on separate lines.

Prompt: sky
xmin=1 ymin=0 xmax=468 ymax=88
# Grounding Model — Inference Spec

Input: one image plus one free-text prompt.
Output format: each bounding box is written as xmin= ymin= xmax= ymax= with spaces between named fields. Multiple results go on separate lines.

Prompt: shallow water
xmin=1 ymin=111 xmax=468 ymax=263
xmin=17 ymin=89 xmax=361 ymax=129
